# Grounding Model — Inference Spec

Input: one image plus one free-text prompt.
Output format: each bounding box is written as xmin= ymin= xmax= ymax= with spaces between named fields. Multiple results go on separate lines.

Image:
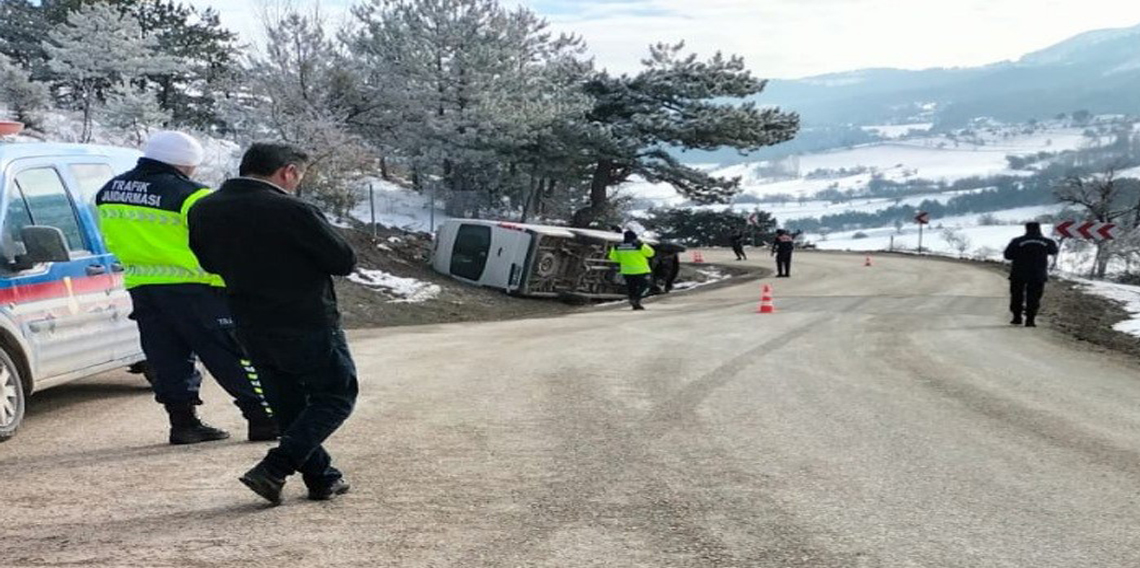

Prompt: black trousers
xmin=624 ymin=274 xmax=649 ymax=307
xmin=776 ymin=252 xmax=793 ymax=276
xmin=129 ymin=285 xmax=268 ymax=419
xmin=237 ymin=326 xmax=358 ymax=489
xmin=732 ymin=244 xmax=747 ymax=260
xmin=1010 ymin=278 xmax=1046 ymax=319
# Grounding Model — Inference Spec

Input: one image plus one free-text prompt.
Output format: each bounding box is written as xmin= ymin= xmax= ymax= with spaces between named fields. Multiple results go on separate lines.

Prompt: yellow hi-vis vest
xmin=609 ymin=242 xmax=655 ymax=275
xmin=95 ymin=159 xmax=223 ymax=289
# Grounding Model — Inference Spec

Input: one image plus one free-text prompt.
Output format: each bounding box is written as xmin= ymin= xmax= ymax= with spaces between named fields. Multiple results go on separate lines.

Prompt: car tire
xmin=0 ymin=347 xmax=26 ymax=442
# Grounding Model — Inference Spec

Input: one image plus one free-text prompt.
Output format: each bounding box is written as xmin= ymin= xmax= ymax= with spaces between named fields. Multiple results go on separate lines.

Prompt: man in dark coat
xmin=730 ymin=231 xmax=747 ymax=261
xmin=771 ymin=229 xmax=795 ymax=277
xmin=188 ymin=143 xmax=359 ymax=504
xmin=1003 ymin=222 xmax=1059 ymax=328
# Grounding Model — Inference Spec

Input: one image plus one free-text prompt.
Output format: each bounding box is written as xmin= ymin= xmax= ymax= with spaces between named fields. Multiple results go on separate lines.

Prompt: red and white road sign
xmin=915 ymin=211 xmax=930 ymax=225
xmin=747 ymin=213 xmax=759 ymax=226
xmin=1054 ymin=220 xmax=1119 ymax=241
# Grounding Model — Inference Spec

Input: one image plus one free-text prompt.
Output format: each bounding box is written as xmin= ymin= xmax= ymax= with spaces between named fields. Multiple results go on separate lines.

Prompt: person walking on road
xmin=771 ymin=229 xmax=795 ymax=277
xmin=730 ymin=231 xmax=748 ymax=261
xmin=188 ymin=143 xmax=359 ymax=505
xmin=1003 ymin=222 xmax=1059 ymax=328
xmin=96 ymin=131 xmax=277 ymax=446
xmin=609 ymin=231 xmax=656 ymax=310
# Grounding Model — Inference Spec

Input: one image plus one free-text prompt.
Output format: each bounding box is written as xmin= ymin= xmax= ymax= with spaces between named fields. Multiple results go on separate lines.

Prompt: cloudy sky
xmin=185 ymin=0 xmax=1140 ymax=78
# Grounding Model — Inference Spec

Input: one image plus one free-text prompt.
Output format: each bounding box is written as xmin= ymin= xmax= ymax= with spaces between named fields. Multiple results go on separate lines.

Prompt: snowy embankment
xmin=349 ymin=179 xmax=449 ymax=233
xmin=1079 ymin=280 xmax=1140 ymax=338
xmin=348 ymin=268 xmax=442 ymax=303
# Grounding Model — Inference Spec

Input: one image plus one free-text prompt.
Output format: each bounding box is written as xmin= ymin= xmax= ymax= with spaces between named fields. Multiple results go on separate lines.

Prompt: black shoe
xmin=170 ymin=423 xmax=231 ymax=445
xmin=240 ymin=465 xmax=286 ymax=506
xmin=1011 ymin=316 xmax=1023 ymax=325
xmin=166 ymin=403 xmax=230 ymax=445
xmin=633 ymin=304 xmax=646 ymax=311
xmin=1025 ymin=319 xmax=1037 ymax=328
xmin=308 ymin=478 xmax=351 ymax=501
xmin=247 ymin=414 xmax=280 ymax=442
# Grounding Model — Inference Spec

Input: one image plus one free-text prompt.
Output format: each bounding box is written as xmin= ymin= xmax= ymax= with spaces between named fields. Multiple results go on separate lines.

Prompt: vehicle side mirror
xmin=17 ymin=226 xmax=70 ymax=267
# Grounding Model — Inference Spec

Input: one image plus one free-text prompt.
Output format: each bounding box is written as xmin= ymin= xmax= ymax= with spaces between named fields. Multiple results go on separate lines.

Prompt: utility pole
xmin=369 ymin=183 xmax=377 ymax=238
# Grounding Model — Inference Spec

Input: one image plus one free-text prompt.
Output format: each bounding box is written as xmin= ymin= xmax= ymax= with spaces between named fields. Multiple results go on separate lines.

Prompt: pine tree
xmin=43 ymin=2 xmax=178 ymax=142
xmin=100 ymin=81 xmax=171 ymax=145
xmin=0 ymin=53 xmax=51 ymax=128
xmin=572 ymin=43 xmax=799 ymax=227
xmin=0 ymin=0 xmax=52 ymax=79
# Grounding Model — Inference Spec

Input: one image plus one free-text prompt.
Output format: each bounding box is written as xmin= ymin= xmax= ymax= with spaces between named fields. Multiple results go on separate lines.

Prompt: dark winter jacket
xmin=1003 ymin=234 xmax=1059 ymax=282
xmin=187 ymin=177 xmax=357 ymax=330
xmin=771 ymin=234 xmax=795 ymax=256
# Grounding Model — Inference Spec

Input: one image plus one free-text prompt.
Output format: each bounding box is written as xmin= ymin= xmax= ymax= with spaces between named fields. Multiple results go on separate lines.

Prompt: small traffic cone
xmin=691 ymin=251 xmax=705 ymax=263
xmin=864 ymin=255 xmax=873 ymax=267
xmin=757 ymin=284 xmax=776 ymax=314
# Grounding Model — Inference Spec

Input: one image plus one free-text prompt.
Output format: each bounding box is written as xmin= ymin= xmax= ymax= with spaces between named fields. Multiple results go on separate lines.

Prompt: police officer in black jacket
xmin=1003 ymin=222 xmax=1059 ymax=328
xmin=771 ymin=229 xmax=795 ymax=277
xmin=188 ymin=143 xmax=359 ymax=505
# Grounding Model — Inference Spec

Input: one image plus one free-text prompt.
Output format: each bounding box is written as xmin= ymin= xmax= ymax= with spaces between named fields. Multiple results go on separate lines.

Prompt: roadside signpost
xmin=915 ymin=211 xmax=931 ymax=253
xmin=1054 ymin=220 xmax=1119 ymax=241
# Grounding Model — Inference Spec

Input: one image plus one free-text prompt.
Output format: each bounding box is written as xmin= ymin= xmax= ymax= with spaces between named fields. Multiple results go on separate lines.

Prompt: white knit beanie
xmin=143 ymin=131 xmax=205 ymax=167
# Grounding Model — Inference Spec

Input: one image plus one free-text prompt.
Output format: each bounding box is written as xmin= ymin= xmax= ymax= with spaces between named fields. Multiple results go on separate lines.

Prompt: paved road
xmin=5 ymin=251 xmax=1140 ymax=567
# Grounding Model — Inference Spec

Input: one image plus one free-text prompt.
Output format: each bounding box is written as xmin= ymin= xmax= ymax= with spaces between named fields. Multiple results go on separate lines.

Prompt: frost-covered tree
xmin=0 ymin=0 xmax=52 ymax=78
xmin=572 ymin=43 xmax=799 ymax=227
xmin=0 ymin=53 xmax=51 ymax=128
xmin=228 ymin=8 xmax=376 ymax=216
xmin=100 ymin=81 xmax=171 ymax=145
xmin=43 ymin=2 xmax=178 ymax=142
xmin=349 ymin=0 xmax=594 ymax=218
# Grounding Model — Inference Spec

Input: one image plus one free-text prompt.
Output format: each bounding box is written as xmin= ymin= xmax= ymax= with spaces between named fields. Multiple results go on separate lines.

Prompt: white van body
xmin=432 ymin=220 xmax=662 ymax=300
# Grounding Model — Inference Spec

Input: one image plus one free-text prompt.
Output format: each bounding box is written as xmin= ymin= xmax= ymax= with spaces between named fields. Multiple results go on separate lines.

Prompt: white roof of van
xmin=444 ymin=219 xmax=657 ymax=243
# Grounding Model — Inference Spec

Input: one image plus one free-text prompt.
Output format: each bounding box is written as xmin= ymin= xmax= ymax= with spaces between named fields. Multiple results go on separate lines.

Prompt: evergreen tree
xmin=100 ymin=80 xmax=171 ymax=145
xmin=0 ymin=53 xmax=52 ymax=128
xmin=572 ymin=43 xmax=799 ymax=227
xmin=0 ymin=0 xmax=52 ymax=79
xmin=43 ymin=2 xmax=178 ymax=142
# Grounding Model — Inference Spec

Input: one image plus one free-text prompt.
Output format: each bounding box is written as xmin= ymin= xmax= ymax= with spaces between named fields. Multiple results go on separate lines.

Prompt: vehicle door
xmin=0 ymin=161 xmax=121 ymax=379
xmin=62 ymin=161 xmax=140 ymax=361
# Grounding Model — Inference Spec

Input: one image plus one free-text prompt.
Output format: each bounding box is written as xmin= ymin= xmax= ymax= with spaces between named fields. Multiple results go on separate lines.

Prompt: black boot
xmin=240 ymin=463 xmax=286 ymax=505
xmin=1025 ymin=316 xmax=1037 ymax=328
xmin=166 ymin=403 xmax=230 ymax=445
xmin=1011 ymin=313 xmax=1023 ymax=325
xmin=247 ymin=411 xmax=280 ymax=442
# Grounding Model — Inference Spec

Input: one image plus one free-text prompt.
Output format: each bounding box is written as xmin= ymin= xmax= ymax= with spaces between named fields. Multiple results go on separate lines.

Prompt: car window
xmin=12 ymin=168 xmax=89 ymax=253
xmin=68 ymin=163 xmax=115 ymax=204
xmin=450 ymin=224 xmax=492 ymax=281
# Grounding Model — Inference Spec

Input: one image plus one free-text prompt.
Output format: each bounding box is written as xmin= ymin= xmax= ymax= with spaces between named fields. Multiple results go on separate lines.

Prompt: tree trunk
xmin=572 ymin=160 xmax=615 ymax=228
xmin=379 ymin=156 xmax=390 ymax=181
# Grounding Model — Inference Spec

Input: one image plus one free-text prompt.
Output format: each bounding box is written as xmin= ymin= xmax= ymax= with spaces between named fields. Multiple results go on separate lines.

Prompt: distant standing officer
xmin=96 ymin=131 xmax=277 ymax=445
xmin=1003 ymin=222 xmax=1059 ymax=327
xmin=188 ymin=143 xmax=359 ymax=504
xmin=730 ymin=231 xmax=748 ymax=261
xmin=609 ymin=230 xmax=656 ymax=310
xmin=771 ymin=229 xmax=795 ymax=277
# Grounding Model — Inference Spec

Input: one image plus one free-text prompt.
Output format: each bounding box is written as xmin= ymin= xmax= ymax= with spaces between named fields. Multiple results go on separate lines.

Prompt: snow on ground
xmin=348 ymin=268 xmax=442 ymax=303
xmin=672 ymin=267 xmax=728 ymax=291
xmin=350 ymin=179 xmax=449 ymax=233
xmin=1079 ymin=280 xmax=1140 ymax=338
xmin=622 ymin=124 xmax=1105 ymax=206
xmin=862 ymin=123 xmax=934 ymax=139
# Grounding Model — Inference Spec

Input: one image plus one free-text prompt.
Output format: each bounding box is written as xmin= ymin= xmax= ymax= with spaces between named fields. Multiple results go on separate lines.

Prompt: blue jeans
xmin=236 ymin=326 xmax=359 ymax=488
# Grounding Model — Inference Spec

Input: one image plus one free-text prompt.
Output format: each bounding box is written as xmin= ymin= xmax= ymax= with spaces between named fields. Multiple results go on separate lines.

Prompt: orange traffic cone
xmin=864 ymin=255 xmax=873 ymax=267
xmin=691 ymin=251 xmax=705 ymax=263
xmin=757 ymin=284 xmax=776 ymax=314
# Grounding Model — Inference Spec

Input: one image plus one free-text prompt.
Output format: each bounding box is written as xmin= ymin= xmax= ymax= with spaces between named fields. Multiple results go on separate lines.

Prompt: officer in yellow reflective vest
xmin=96 ymin=131 xmax=276 ymax=445
xmin=608 ymin=230 xmax=655 ymax=310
